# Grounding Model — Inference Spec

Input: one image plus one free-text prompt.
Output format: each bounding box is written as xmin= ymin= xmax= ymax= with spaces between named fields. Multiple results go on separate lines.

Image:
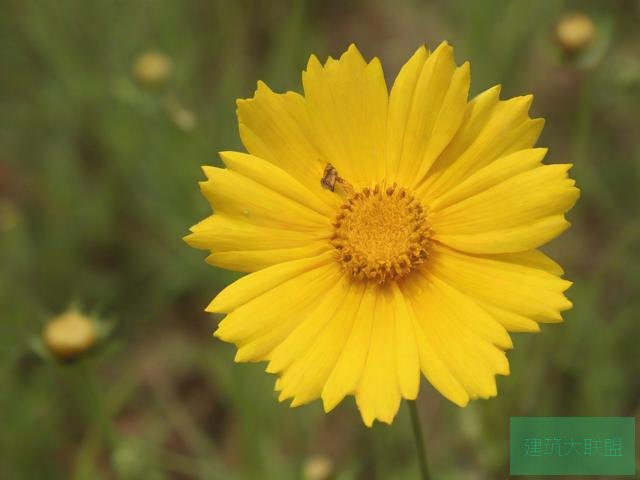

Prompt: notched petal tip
xmin=200 ymin=165 xmax=219 ymax=180
xmin=521 ymin=93 xmax=535 ymax=109
xmin=182 ymin=232 xmax=198 ymax=247
xmin=536 ymin=146 xmax=549 ymax=157
xmin=290 ymin=396 xmax=310 ymax=408
xmin=256 ymin=79 xmax=270 ymax=91
xmin=320 ymin=387 xmax=344 ymax=414
xmin=456 ymin=61 xmax=472 ymax=88
xmin=414 ymin=43 xmax=429 ymax=55
xmin=346 ymin=42 xmax=360 ymax=54
xmin=235 ymin=81 xmax=274 ymax=111
xmin=572 ymin=185 xmax=581 ymax=201
xmin=217 ymin=150 xmax=235 ymax=167
xmin=432 ymin=40 xmax=454 ymax=58
xmin=502 ymin=335 xmax=514 ymax=351
xmin=277 ymin=389 xmax=290 ymax=402
xmin=305 ymin=53 xmax=323 ymax=73
xmin=479 ymin=84 xmax=502 ymax=103
xmin=336 ymin=43 xmax=367 ymax=69
xmin=321 ymin=396 xmax=336 ymax=414
xmin=205 ymin=297 xmax=223 ymax=314
xmin=197 ymin=180 xmax=209 ymax=196
xmin=361 ymin=414 xmax=375 ymax=428
xmin=264 ymin=362 xmax=279 ymax=374
xmin=368 ymin=55 xmax=383 ymax=69
xmin=560 ymin=295 xmax=574 ymax=310
xmin=531 ymin=116 xmax=545 ymax=128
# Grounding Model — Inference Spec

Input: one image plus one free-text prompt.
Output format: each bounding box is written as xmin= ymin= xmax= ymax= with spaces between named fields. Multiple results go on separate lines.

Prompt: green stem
xmin=408 ymin=400 xmax=431 ymax=480
xmin=80 ymin=362 xmax=118 ymax=449
xmin=65 ymin=360 xmax=120 ymax=479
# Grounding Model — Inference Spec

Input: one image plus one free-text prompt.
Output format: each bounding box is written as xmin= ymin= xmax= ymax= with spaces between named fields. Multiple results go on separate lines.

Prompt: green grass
xmin=1 ymin=0 xmax=639 ymax=478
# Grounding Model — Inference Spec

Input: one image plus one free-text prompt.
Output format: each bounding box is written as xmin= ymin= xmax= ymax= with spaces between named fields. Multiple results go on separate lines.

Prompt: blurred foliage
xmin=1 ymin=0 xmax=639 ymax=479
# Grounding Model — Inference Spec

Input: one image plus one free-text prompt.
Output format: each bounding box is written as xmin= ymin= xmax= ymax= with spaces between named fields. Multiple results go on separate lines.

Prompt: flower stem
xmin=408 ymin=400 xmax=431 ymax=480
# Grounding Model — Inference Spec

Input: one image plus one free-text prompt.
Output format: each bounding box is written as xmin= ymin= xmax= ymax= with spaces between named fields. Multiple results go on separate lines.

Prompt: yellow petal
xmin=397 ymin=280 xmax=470 ymax=406
xmin=266 ymin=275 xmax=353 ymax=374
xmin=385 ymin=45 xmax=429 ymax=181
xmin=412 ymin=61 xmax=470 ymax=186
xmin=387 ymin=43 xmax=470 ymax=188
xmin=479 ymin=303 xmax=541 ymax=333
xmin=321 ymin=284 xmax=376 ymax=412
xmin=414 ymin=84 xmax=501 ymax=192
xmin=429 ymin=244 xmax=573 ymax=328
xmin=428 ymin=148 xmax=547 ymax=211
xmin=275 ymin=281 xmax=365 ymax=407
xmin=219 ymin=151 xmax=339 ymax=215
xmin=429 ymin=273 xmax=513 ymax=350
xmin=355 ymin=286 xmax=401 ymax=426
xmin=390 ymin=284 xmax=421 ymax=400
xmin=431 ymin=164 xmax=580 ymax=253
xmin=186 ymin=212 xmax=331 ymax=271
xmin=187 ymin=153 xmax=336 ymax=272
xmin=236 ymin=81 xmax=331 ymax=200
xmin=220 ymin=262 xmax=343 ymax=362
xmin=302 ymin=44 xmax=388 ymax=186
xmin=419 ymin=92 xmax=544 ymax=200
xmin=499 ymin=249 xmax=565 ymax=276
xmin=200 ymin=166 xmax=331 ymax=231
xmin=207 ymin=251 xmax=335 ymax=313
xmin=408 ymin=271 xmax=509 ymax=400
xmin=435 ymin=215 xmax=572 ymax=254
xmin=205 ymin=243 xmax=330 ymax=272
xmin=186 ymin=214 xmax=323 ymax=250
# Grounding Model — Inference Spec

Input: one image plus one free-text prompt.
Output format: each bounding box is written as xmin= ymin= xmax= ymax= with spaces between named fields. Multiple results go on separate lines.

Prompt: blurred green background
xmin=1 ymin=0 xmax=639 ymax=478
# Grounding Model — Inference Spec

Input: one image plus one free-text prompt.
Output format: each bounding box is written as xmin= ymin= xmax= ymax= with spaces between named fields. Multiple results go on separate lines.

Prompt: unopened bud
xmin=303 ymin=455 xmax=333 ymax=480
xmin=556 ymin=13 xmax=595 ymax=54
xmin=43 ymin=309 xmax=97 ymax=360
xmin=133 ymin=51 xmax=172 ymax=87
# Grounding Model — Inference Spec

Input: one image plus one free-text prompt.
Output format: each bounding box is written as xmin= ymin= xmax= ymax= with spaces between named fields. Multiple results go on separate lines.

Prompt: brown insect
xmin=320 ymin=163 xmax=339 ymax=191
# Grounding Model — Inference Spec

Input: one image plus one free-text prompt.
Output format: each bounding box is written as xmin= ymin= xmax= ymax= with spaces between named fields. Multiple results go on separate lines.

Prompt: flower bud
xmin=303 ymin=455 xmax=333 ymax=480
xmin=43 ymin=309 xmax=97 ymax=360
xmin=555 ymin=13 xmax=595 ymax=54
xmin=133 ymin=51 xmax=172 ymax=87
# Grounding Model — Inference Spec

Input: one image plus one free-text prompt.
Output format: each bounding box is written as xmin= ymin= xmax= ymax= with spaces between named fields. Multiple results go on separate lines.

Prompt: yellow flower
xmin=555 ymin=13 xmax=595 ymax=54
xmin=185 ymin=43 xmax=579 ymax=426
xmin=43 ymin=308 xmax=97 ymax=361
xmin=133 ymin=51 xmax=172 ymax=87
xmin=303 ymin=455 xmax=333 ymax=480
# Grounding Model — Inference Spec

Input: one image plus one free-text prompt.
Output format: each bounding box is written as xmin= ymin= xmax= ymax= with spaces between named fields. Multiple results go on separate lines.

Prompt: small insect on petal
xmin=320 ymin=163 xmax=338 ymax=191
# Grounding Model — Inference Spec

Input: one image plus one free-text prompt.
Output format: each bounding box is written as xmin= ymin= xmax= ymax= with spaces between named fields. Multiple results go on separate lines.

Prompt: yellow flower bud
xmin=303 ymin=455 xmax=333 ymax=480
xmin=133 ymin=51 xmax=172 ymax=87
xmin=43 ymin=309 xmax=97 ymax=360
xmin=555 ymin=13 xmax=595 ymax=54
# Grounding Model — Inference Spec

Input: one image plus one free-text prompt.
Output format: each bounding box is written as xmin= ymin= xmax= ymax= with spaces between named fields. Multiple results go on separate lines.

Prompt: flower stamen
xmin=331 ymin=182 xmax=431 ymax=284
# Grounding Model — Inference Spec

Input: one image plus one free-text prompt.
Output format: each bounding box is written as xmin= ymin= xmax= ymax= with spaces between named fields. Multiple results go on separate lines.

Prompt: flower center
xmin=331 ymin=184 xmax=431 ymax=284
